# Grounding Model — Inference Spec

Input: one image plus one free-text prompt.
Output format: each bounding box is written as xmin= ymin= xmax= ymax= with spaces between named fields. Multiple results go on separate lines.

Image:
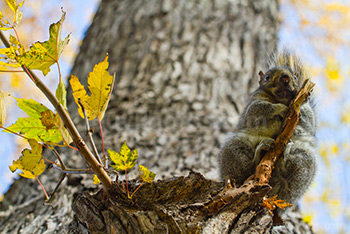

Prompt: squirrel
xmin=218 ymin=50 xmax=316 ymax=206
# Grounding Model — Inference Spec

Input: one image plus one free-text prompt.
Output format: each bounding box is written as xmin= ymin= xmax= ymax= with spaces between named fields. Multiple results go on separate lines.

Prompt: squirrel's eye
xmin=293 ymin=75 xmax=297 ymax=80
xmin=264 ymin=75 xmax=270 ymax=82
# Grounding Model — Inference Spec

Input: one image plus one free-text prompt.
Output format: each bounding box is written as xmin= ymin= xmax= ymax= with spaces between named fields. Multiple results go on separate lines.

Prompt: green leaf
xmin=139 ymin=165 xmax=156 ymax=183
xmin=70 ymin=54 xmax=114 ymax=120
xmin=108 ymin=141 xmax=138 ymax=171
xmin=6 ymin=116 xmax=63 ymax=143
xmin=16 ymin=10 xmax=70 ymax=76
xmin=9 ymin=139 xmax=45 ymax=179
xmin=15 ymin=98 xmax=50 ymax=118
xmin=4 ymin=97 xmax=67 ymax=144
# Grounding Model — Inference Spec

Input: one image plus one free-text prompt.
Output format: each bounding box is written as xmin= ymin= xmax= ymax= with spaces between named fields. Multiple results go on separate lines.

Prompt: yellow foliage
xmin=324 ymin=57 xmax=343 ymax=93
xmin=318 ymin=142 xmax=339 ymax=167
xmin=302 ymin=214 xmax=313 ymax=224
xmin=108 ymin=141 xmax=137 ymax=171
xmin=139 ymin=165 xmax=156 ymax=183
xmin=10 ymin=73 xmax=22 ymax=88
xmin=93 ymin=175 xmax=101 ymax=184
xmin=9 ymin=139 xmax=45 ymax=179
xmin=0 ymin=90 xmax=6 ymax=126
xmin=70 ymin=54 xmax=114 ymax=121
xmin=16 ymin=11 xmax=69 ymax=76
xmin=0 ymin=0 xmax=23 ymax=30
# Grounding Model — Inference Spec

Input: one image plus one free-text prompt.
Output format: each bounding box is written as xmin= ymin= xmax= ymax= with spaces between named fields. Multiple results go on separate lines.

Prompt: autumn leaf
xmin=0 ymin=90 xmax=6 ymax=126
xmin=262 ymin=195 xmax=292 ymax=214
xmin=70 ymin=54 xmax=114 ymax=121
xmin=108 ymin=141 xmax=137 ymax=171
xmin=9 ymin=139 xmax=45 ymax=179
xmin=53 ymin=113 xmax=72 ymax=145
xmin=15 ymin=97 xmax=50 ymax=118
xmin=0 ymin=35 xmax=22 ymax=67
xmin=4 ymin=98 xmax=63 ymax=143
xmin=93 ymin=175 xmax=101 ymax=184
xmin=0 ymin=0 xmax=24 ymax=30
xmin=6 ymin=0 xmax=24 ymax=26
xmin=302 ymin=214 xmax=313 ymax=224
xmin=0 ymin=11 xmax=12 ymax=31
xmin=56 ymin=80 xmax=67 ymax=110
xmin=16 ymin=10 xmax=70 ymax=76
xmin=139 ymin=165 xmax=156 ymax=183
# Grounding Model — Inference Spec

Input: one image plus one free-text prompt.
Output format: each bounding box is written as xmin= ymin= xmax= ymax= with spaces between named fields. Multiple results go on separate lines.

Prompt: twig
xmin=46 ymin=173 xmax=67 ymax=204
xmin=78 ymin=99 xmax=102 ymax=165
xmin=49 ymin=146 xmax=66 ymax=169
xmin=254 ymin=79 xmax=315 ymax=184
xmin=51 ymin=164 xmax=93 ymax=174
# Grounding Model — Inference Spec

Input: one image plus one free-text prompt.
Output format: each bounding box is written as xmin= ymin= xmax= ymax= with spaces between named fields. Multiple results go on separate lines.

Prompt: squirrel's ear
xmin=258 ymin=71 xmax=265 ymax=86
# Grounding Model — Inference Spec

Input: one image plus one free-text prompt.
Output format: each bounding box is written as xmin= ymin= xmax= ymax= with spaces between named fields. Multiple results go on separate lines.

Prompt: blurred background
xmin=0 ymin=0 xmax=349 ymax=233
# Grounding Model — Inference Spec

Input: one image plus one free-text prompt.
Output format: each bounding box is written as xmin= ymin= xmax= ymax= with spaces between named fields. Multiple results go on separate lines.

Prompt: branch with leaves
xmin=0 ymin=0 xmax=155 ymax=203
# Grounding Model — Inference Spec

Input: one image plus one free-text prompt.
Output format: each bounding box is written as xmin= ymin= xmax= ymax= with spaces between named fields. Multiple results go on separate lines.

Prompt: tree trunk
xmin=0 ymin=0 xmax=314 ymax=233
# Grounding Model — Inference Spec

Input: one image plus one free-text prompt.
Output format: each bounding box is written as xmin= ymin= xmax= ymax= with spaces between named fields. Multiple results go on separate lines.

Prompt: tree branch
xmin=0 ymin=31 xmax=112 ymax=190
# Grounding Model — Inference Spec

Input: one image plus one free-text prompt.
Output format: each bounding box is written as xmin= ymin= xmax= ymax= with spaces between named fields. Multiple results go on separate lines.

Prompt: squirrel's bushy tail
xmin=267 ymin=49 xmax=309 ymax=86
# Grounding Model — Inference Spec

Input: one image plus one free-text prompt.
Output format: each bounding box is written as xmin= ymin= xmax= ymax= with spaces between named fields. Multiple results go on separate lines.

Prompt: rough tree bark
xmin=0 ymin=0 xmax=314 ymax=233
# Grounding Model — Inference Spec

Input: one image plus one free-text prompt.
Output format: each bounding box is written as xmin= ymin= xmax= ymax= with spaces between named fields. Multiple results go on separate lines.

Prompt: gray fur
xmin=218 ymin=52 xmax=316 ymax=206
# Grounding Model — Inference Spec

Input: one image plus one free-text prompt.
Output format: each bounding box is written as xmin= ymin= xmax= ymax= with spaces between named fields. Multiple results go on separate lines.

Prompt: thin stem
xmin=49 ymin=146 xmax=66 ymax=169
xmin=129 ymin=181 xmax=144 ymax=199
xmin=125 ymin=169 xmax=130 ymax=198
xmin=46 ymin=173 xmax=67 ymax=204
xmin=67 ymin=144 xmax=79 ymax=151
xmin=1 ymin=126 xmax=29 ymax=140
xmin=78 ymin=100 xmax=102 ymax=165
xmin=51 ymin=164 xmax=93 ymax=174
xmin=0 ymin=30 xmax=112 ymax=190
xmin=41 ymin=156 xmax=57 ymax=165
xmin=36 ymin=176 xmax=49 ymax=200
xmin=98 ymin=117 xmax=108 ymax=168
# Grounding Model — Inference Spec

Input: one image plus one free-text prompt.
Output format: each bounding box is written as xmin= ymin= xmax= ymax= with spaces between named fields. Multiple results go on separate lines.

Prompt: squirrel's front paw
xmin=274 ymin=103 xmax=289 ymax=117
xmin=254 ymin=138 xmax=275 ymax=165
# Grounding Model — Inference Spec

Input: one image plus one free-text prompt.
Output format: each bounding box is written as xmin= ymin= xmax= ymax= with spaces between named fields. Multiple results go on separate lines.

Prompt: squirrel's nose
xmin=280 ymin=75 xmax=290 ymax=84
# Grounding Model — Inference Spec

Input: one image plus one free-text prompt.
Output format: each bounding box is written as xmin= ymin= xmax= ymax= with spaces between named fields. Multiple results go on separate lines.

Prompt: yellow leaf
xmin=5 ymin=0 xmax=24 ymax=26
xmin=0 ymin=0 xmax=23 ymax=29
xmin=55 ymin=80 xmax=67 ymax=110
xmin=93 ymin=175 xmax=101 ymax=184
xmin=0 ymin=90 xmax=6 ymax=126
xmin=325 ymin=57 xmax=343 ymax=92
xmin=70 ymin=54 xmax=114 ymax=120
xmin=108 ymin=141 xmax=138 ymax=171
xmin=16 ymin=10 xmax=70 ymax=76
xmin=53 ymin=113 xmax=73 ymax=145
xmin=302 ymin=214 xmax=313 ymax=224
xmin=139 ymin=165 xmax=156 ymax=183
xmin=9 ymin=139 xmax=46 ymax=179
xmin=0 ymin=10 xmax=12 ymax=30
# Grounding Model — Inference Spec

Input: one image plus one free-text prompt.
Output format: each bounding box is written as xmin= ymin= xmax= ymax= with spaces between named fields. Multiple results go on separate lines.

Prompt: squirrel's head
xmin=258 ymin=67 xmax=300 ymax=105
